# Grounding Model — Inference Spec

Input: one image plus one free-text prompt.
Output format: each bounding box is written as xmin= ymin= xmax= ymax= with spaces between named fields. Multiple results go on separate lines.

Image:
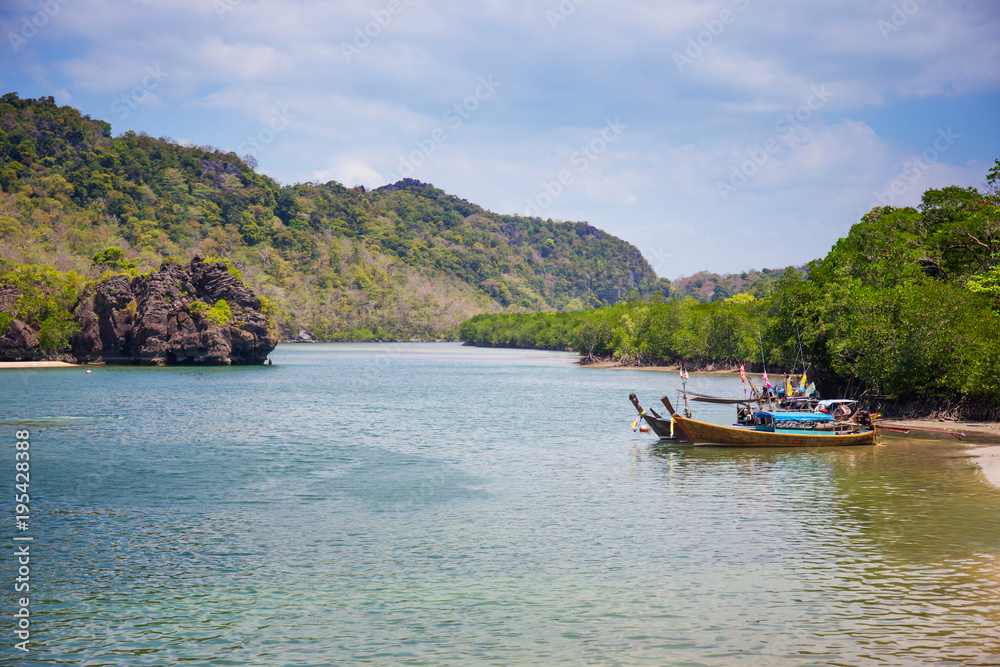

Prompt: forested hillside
xmin=0 ymin=94 xmax=663 ymax=340
xmin=669 ymin=267 xmax=804 ymax=302
xmin=462 ymin=166 xmax=1000 ymax=418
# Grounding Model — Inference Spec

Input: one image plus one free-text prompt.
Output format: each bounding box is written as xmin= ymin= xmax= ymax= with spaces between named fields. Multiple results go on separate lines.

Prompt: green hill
xmin=0 ymin=93 xmax=663 ymax=339
xmin=461 ymin=165 xmax=1000 ymax=417
xmin=668 ymin=267 xmax=804 ymax=302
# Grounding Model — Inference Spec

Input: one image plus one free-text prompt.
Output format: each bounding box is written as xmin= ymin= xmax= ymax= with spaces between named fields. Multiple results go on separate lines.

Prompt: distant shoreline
xmin=580 ymin=359 xmax=744 ymax=376
xmin=0 ymin=361 xmax=78 ymax=368
xmin=280 ymin=338 xmax=458 ymax=344
xmin=5 ymin=348 xmax=997 ymax=491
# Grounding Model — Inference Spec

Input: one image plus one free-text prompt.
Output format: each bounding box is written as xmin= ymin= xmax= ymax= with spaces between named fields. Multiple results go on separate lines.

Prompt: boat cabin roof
xmin=817 ymin=399 xmax=857 ymax=407
xmin=755 ymin=411 xmax=835 ymax=422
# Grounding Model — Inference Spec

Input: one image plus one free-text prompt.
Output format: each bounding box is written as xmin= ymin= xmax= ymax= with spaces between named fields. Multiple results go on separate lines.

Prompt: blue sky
xmin=1 ymin=0 xmax=998 ymax=278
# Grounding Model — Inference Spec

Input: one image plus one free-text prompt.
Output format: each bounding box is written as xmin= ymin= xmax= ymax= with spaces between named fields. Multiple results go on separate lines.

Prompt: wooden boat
xmin=669 ymin=409 xmax=876 ymax=447
xmin=628 ymin=393 xmax=690 ymax=442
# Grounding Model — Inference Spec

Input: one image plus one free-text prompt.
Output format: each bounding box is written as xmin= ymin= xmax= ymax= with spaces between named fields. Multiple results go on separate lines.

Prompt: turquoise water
xmin=2 ymin=343 xmax=1000 ymax=665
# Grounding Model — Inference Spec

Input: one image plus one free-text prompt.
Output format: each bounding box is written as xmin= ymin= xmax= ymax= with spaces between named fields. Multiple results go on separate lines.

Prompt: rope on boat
xmin=874 ymin=421 xmax=966 ymax=440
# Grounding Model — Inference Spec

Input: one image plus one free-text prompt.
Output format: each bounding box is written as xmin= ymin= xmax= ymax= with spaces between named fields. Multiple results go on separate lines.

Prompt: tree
xmin=92 ymin=246 xmax=137 ymax=271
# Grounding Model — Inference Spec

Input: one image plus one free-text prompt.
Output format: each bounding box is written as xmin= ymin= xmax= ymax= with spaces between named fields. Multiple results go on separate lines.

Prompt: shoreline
xmin=876 ymin=419 xmax=1000 ymax=441
xmin=6 ymin=350 xmax=998 ymax=491
xmin=579 ymin=359 xmax=747 ymax=377
xmin=970 ymin=447 xmax=1000 ymax=491
xmin=590 ymin=361 xmax=1000 ymax=433
xmin=280 ymin=338 xmax=458 ymax=344
xmin=594 ymin=359 xmax=1000 ymax=490
xmin=0 ymin=361 xmax=78 ymax=368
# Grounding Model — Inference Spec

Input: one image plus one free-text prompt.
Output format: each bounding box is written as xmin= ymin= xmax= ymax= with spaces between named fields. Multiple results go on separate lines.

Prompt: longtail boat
xmin=668 ymin=405 xmax=877 ymax=447
xmin=628 ymin=393 xmax=690 ymax=442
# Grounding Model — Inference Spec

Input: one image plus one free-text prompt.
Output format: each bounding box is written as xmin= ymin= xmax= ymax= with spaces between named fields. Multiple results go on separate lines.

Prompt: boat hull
xmin=672 ymin=415 xmax=876 ymax=447
xmin=641 ymin=413 xmax=678 ymax=439
xmin=629 ymin=393 xmax=689 ymax=442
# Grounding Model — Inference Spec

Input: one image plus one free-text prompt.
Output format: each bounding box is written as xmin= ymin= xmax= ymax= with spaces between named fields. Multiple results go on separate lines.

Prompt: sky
xmin=1 ymin=0 xmax=998 ymax=279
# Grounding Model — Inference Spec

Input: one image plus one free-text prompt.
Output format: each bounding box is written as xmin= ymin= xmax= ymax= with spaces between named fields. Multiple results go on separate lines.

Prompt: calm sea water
xmin=2 ymin=343 xmax=1000 ymax=666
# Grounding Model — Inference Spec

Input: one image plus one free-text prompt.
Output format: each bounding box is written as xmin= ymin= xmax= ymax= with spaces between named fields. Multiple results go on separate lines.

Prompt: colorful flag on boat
xmin=800 ymin=372 xmax=808 ymax=389
xmin=762 ymin=370 xmax=771 ymax=389
xmin=740 ymin=365 xmax=746 ymax=383
xmin=631 ymin=410 xmax=645 ymax=432
xmin=680 ymin=369 xmax=689 ymax=381
xmin=786 ymin=376 xmax=793 ymax=396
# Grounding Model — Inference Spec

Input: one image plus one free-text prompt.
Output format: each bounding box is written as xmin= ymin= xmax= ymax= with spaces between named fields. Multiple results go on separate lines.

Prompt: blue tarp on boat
xmin=755 ymin=411 xmax=835 ymax=422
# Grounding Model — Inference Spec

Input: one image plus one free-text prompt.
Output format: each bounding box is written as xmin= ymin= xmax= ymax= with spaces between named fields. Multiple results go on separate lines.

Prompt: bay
xmin=2 ymin=343 xmax=1000 ymax=665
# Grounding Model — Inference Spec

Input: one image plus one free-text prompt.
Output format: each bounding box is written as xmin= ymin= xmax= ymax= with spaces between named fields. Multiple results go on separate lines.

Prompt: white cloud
xmin=196 ymin=39 xmax=293 ymax=81
xmin=313 ymin=158 xmax=387 ymax=188
xmin=0 ymin=0 xmax=997 ymax=279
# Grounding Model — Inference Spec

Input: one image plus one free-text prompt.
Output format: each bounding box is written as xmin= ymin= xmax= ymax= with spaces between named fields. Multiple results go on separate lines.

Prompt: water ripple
xmin=2 ymin=344 xmax=999 ymax=665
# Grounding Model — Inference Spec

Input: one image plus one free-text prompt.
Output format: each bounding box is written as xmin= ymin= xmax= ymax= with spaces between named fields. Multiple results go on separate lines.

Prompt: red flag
xmin=739 ymin=365 xmax=746 ymax=383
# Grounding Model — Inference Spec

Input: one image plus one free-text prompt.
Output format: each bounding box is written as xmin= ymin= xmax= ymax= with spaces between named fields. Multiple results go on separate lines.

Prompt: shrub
xmin=205 ymin=299 xmax=232 ymax=326
xmin=38 ymin=315 xmax=80 ymax=351
xmin=91 ymin=246 xmax=136 ymax=271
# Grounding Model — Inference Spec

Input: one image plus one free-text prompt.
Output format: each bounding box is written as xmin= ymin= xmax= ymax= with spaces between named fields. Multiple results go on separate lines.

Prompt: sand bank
xmin=876 ymin=419 xmax=1000 ymax=441
xmin=0 ymin=361 xmax=78 ymax=368
xmin=969 ymin=446 xmax=1000 ymax=490
xmin=581 ymin=360 xmax=744 ymax=377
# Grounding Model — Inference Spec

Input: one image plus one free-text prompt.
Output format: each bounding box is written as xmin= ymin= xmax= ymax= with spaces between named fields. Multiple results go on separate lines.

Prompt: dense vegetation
xmin=462 ymin=167 xmax=1000 ymax=414
xmin=0 ymin=94 xmax=663 ymax=340
xmin=669 ymin=267 xmax=802 ymax=302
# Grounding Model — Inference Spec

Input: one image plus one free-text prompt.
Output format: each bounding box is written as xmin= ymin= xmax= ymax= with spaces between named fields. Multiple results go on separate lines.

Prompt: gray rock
xmin=7 ymin=257 xmax=278 ymax=365
xmin=80 ymin=257 xmax=276 ymax=365
xmin=0 ymin=320 xmax=41 ymax=361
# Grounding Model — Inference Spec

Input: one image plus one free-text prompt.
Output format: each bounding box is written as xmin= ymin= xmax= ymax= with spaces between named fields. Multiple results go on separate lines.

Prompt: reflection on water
xmin=647 ymin=441 xmax=1000 ymax=663
xmin=2 ymin=344 xmax=999 ymax=665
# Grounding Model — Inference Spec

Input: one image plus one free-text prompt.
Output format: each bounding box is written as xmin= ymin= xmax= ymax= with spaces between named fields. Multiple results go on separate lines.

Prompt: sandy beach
xmin=968 ymin=447 xmax=1000 ymax=491
xmin=863 ymin=421 xmax=1000 ymax=490
xmin=876 ymin=419 xmax=1000 ymax=441
xmin=582 ymin=359 xmax=742 ymax=376
xmin=0 ymin=361 xmax=78 ymax=368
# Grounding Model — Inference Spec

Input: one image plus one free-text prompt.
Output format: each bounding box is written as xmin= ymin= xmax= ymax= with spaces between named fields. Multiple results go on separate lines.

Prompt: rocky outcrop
xmin=0 ymin=320 xmax=42 ymax=361
xmin=64 ymin=257 xmax=278 ymax=365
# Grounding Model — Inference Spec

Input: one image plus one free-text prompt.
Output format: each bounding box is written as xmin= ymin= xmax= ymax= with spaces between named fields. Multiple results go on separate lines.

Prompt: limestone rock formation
xmin=0 ymin=319 xmax=41 ymax=361
xmin=66 ymin=256 xmax=278 ymax=365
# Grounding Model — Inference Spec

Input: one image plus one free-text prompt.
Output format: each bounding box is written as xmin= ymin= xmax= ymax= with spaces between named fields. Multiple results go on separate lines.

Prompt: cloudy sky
xmin=1 ymin=0 xmax=998 ymax=278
